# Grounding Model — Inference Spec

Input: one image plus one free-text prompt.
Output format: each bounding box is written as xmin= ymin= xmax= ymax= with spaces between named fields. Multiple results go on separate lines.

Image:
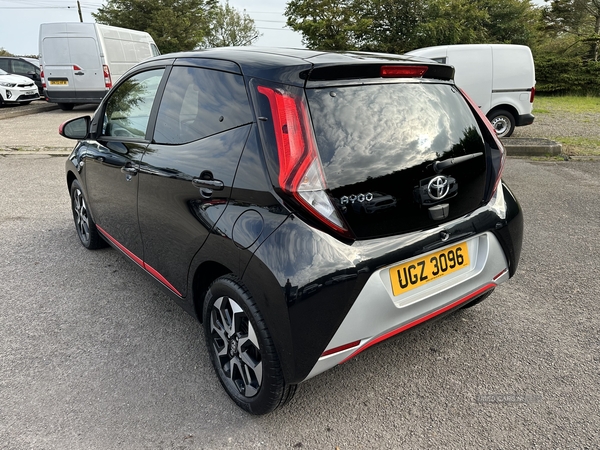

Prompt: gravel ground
xmin=512 ymin=109 xmax=600 ymax=155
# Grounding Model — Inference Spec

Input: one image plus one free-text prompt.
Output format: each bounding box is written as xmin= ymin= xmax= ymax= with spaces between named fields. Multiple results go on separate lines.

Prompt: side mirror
xmin=59 ymin=116 xmax=91 ymax=140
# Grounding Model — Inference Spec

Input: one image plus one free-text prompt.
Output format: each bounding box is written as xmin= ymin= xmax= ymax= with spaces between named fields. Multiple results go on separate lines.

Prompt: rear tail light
xmin=73 ymin=64 xmax=82 ymax=71
xmin=529 ymin=86 xmax=536 ymax=103
xmin=40 ymin=66 xmax=45 ymax=89
xmin=459 ymin=88 xmax=505 ymax=200
xmin=103 ymin=65 xmax=112 ymax=89
xmin=256 ymin=85 xmax=350 ymax=237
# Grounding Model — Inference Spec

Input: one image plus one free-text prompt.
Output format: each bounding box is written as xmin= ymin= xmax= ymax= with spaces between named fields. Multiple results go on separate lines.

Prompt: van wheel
xmin=203 ymin=275 xmax=296 ymax=415
xmin=58 ymin=103 xmax=74 ymax=111
xmin=488 ymin=110 xmax=515 ymax=138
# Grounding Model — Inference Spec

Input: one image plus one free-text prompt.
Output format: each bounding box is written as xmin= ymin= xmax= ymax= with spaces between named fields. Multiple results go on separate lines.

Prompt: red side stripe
xmin=96 ymin=225 xmax=182 ymax=297
xmin=340 ymin=283 xmax=497 ymax=364
xmin=97 ymin=225 xmax=144 ymax=268
xmin=145 ymin=263 xmax=182 ymax=297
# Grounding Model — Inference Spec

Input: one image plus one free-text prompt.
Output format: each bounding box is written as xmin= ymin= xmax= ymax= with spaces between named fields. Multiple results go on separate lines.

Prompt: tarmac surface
xmin=0 ymin=143 xmax=599 ymax=446
xmin=0 ymin=100 xmax=600 ymax=450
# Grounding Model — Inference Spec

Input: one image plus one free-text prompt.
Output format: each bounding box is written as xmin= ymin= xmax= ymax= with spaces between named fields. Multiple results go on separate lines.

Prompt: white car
xmin=0 ymin=68 xmax=39 ymax=106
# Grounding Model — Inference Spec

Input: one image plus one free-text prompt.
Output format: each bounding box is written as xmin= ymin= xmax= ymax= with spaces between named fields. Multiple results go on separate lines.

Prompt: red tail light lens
xmin=380 ymin=65 xmax=428 ymax=78
xmin=529 ymin=86 xmax=536 ymax=103
xmin=40 ymin=66 xmax=45 ymax=89
xmin=256 ymin=85 xmax=350 ymax=236
xmin=459 ymin=88 xmax=505 ymax=199
xmin=103 ymin=65 xmax=112 ymax=89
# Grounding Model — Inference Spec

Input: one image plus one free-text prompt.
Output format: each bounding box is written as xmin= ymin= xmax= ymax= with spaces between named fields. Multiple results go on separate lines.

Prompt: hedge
xmin=534 ymin=55 xmax=600 ymax=95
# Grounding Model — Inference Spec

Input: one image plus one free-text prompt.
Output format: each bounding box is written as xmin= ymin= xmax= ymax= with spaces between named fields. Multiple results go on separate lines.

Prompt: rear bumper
xmin=516 ymin=113 xmax=535 ymax=127
xmin=45 ymin=89 xmax=106 ymax=104
xmin=303 ymin=231 xmax=508 ymax=380
xmin=243 ymin=182 xmax=523 ymax=385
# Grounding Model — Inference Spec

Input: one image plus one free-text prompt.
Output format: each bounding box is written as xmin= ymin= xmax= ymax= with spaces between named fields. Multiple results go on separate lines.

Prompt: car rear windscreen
xmin=306 ymin=82 xmax=488 ymax=238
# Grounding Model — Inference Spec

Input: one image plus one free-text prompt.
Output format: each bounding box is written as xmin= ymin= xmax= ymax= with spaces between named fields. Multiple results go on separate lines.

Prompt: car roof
xmin=143 ymin=47 xmax=451 ymax=87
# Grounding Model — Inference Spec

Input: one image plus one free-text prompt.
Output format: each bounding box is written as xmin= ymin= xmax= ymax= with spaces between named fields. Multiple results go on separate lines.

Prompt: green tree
xmin=542 ymin=0 xmax=600 ymax=61
xmin=285 ymin=0 xmax=372 ymax=50
xmin=200 ymin=1 xmax=261 ymax=47
xmin=0 ymin=47 xmax=14 ymax=57
xmin=93 ymin=0 xmax=217 ymax=53
xmin=285 ymin=0 xmax=540 ymax=53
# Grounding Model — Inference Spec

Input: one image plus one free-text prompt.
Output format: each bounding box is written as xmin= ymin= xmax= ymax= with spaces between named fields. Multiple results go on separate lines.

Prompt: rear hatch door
xmin=42 ymin=36 xmax=104 ymax=94
xmin=305 ymin=74 xmax=489 ymax=239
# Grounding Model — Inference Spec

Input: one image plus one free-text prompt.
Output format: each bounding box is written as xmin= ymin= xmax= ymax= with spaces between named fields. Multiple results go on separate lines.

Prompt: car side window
xmin=0 ymin=59 xmax=9 ymax=71
xmin=153 ymin=66 xmax=252 ymax=145
xmin=102 ymin=68 xmax=164 ymax=139
xmin=13 ymin=60 xmax=33 ymax=75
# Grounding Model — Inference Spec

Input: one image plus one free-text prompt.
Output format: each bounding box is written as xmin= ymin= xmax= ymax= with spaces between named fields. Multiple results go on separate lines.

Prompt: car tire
xmin=487 ymin=109 xmax=515 ymax=138
xmin=203 ymin=274 xmax=296 ymax=415
xmin=70 ymin=180 xmax=106 ymax=250
xmin=58 ymin=103 xmax=74 ymax=111
xmin=461 ymin=288 xmax=494 ymax=309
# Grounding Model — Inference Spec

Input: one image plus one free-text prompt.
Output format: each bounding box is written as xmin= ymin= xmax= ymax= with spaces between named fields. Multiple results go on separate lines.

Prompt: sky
xmin=0 ymin=0 xmax=548 ymax=57
xmin=0 ymin=0 xmax=304 ymax=56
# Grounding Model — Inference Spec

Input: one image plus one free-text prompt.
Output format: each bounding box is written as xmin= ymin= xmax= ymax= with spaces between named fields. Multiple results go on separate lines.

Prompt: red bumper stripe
xmin=340 ymin=283 xmax=497 ymax=364
xmin=96 ymin=225 xmax=182 ymax=297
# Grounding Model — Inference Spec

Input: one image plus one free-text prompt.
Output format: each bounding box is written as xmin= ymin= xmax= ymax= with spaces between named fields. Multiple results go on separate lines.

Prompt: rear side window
xmin=12 ymin=60 xmax=35 ymax=75
xmin=0 ymin=59 xmax=10 ymax=71
xmin=153 ymin=66 xmax=252 ymax=145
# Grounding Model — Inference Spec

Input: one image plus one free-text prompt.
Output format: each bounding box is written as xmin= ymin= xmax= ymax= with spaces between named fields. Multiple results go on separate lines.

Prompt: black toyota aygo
xmin=60 ymin=47 xmax=523 ymax=415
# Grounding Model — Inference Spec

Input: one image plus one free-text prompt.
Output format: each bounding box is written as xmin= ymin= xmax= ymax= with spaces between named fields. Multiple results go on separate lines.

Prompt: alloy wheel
xmin=209 ymin=295 xmax=263 ymax=397
xmin=72 ymin=188 xmax=90 ymax=245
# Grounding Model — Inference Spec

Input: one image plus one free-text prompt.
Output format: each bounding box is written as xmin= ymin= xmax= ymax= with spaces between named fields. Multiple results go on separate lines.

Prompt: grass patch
xmin=553 ymin=136 xmax=600 ymax=156
xmin=534 ymin=95 xmax=600 ymax=114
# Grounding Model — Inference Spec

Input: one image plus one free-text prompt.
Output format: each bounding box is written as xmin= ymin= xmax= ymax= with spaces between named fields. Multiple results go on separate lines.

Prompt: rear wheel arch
xmin=192 ymin=261 xmax=232 ymax=322
xmin=66 ymin=170 xmax=77 ymax=194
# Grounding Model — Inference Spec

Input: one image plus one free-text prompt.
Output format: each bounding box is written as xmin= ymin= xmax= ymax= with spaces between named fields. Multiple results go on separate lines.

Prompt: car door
xmin=83 ymin=67 xmax=166 ymax=260
xmin=138 ymin=60 xmax=253 ymax=297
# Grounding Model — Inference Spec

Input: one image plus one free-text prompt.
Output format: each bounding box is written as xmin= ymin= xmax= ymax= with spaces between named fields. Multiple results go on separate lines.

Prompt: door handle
xmin=121 ymin=163 xmax=139 ymax=175
xmin=74 ymin=71 xmax=84 ymax=76
xmin=192 ymin=178 xmax=224 ymax=190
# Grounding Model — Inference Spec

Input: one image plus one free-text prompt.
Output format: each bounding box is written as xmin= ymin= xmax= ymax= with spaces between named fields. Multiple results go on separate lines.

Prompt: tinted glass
xmin=103 ymin=69 xmax=164 ymax=139
xmin=307 ymin=83 xmax=484 ymax=190
xmin=306 ymin=82 xmax=487 ymax=238
xmin=153 ymin=66 xmax=252 ymax=145
xmin=0 ymin=59 xmax=9 ymax=71
xmin=12 ymin=60 xmax=34 ymax=74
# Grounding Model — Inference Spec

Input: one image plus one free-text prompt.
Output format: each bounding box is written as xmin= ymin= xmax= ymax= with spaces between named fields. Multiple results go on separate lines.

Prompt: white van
xmin=406 ymin=44 xmax=535 ymax=137
xmin=39 ymin=22 xmax=160 ymax=110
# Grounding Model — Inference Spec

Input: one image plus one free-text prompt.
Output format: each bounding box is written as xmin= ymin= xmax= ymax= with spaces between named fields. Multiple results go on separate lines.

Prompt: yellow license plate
xmin=390 ymin=242 xmax=470 ymax=296
xmin=49 ymin=80 xmax=68 ymax=85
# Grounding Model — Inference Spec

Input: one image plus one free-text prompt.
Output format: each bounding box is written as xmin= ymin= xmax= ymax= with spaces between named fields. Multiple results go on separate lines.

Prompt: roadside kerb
xmin=501 ymin=137 xmax=562 ymax=156
xmin=0 ymin=140 xmax=564 ymax=158
xmin=0 ymin=101 xmax=59 ymax=120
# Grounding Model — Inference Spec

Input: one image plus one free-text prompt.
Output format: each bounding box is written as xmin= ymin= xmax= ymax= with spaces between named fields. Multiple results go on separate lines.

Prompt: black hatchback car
xmin=60 ymin=47 xmax=523 ymax=414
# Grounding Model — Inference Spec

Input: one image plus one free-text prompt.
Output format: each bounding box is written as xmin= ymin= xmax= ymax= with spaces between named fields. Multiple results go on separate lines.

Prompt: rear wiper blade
xmin=433 ymin=152 xmax=483 ymax=174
